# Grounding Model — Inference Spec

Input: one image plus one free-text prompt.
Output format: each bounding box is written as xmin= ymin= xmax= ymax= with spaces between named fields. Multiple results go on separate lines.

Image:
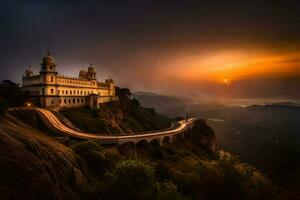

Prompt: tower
xmin=87 ymin=64 xmax=96 ymax=80
xmin=105 ymin=78 xmax=115 ymax=96
xmin=40 ymin=51 xmax=57 ymax=73
xmin=79 ymin=67 xmax=87 ymax=79
xmin=39 ymin=51 xmax=59 ymax=107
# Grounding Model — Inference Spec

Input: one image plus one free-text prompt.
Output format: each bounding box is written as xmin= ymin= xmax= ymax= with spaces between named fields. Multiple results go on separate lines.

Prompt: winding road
xmin=28 ymin=108 xmax=196 ymax=145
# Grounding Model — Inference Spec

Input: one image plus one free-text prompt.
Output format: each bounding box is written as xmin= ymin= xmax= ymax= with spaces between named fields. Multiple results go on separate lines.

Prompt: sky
xmin=1 ymin=0 xmax=299 ymax=99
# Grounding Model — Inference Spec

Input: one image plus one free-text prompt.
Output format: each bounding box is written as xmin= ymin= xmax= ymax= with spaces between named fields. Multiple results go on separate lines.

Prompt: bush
xmin=105 ymin=159 xmax=156 ymax=199
xmin=154 ymin=180 xmax=184 ymax=200
xmin=72 ymin=141 xmax=121 ymax=174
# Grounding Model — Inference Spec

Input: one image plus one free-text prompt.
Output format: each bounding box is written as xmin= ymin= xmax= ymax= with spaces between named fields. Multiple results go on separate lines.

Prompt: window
xmin=59 ymin=99 xmax=61 ymax=104
xmin=74 ymin=90 xmax=76 ymax=95
xmin=77 ymin=99 xmax=79 ymax=103
xmin=50 ymin=66 xmax=52 ymax=70
xmin=62 ymin=90 xmax=64 ymax=94
xmin=77 ymin=91 xmax=79 ymax=95
xmin=73 ymin=99 xmax=75 ymax=104
xmin=81 ymin=99 xmax=84 ymax=103
xmin=51 ymin=100 xmax=53 ymax=104
xmin=50 ymin=77 xmax=54 ymax=82
xmin=58 ymin=90 xmax=60 ymax=95
xmin=70 ymin=91 xmax=72 ymax=95
xmin=51 ymin=89 xmax=54 ymax=94
xmin=69 ymin=99 xmax=71 ymax=103
xmin=66 ymin=91 xmax=68 ymax=95
xmin=64 ymin=99 xmax=66 ymax=104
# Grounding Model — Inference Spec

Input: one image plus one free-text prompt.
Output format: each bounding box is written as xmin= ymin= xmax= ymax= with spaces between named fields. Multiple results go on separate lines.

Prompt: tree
xmin=105 ymin=159 xmax=155 ymax=199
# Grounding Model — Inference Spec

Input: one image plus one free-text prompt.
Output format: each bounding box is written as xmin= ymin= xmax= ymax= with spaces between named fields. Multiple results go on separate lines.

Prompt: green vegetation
xmin=63 ymin=120 xmax=274 ymax=200
xmin=1 ymin=105 xmax=276 ymax=200
xmin=60 ymin=87 xmax=172 ymax=134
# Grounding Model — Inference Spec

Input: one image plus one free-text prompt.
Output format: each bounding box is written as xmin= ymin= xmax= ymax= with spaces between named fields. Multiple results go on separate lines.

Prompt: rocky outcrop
xmin=189 ymin=119 xmax=218 ymax=154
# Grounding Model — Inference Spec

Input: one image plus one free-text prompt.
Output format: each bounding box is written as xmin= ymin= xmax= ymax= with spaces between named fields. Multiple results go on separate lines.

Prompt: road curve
xmin=12 ymin=107 xmax=196 ymax=144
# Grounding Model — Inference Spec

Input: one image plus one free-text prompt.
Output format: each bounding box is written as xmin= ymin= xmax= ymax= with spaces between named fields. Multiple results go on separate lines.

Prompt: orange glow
xmin=163 ymin=49 xmax=300 ymax=83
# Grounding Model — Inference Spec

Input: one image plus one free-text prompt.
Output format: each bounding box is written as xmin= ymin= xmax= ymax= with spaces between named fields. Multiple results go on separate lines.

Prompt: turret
xmin=87 ymin=64 xmax=96 ymax=80
xmin=25 ymin=65 xmax=33 ymax=77
xmin=79 ymin=67 xmax=87 ymax=79
xmin=40 ymin=51 xmax=57 ymax=73
xmin=105 ymin=78 xmax=115 ymax=96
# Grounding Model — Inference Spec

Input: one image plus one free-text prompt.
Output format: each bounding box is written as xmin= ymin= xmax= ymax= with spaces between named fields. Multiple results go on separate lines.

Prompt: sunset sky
xmin=1 ymin=0 xmax=299 ymax=98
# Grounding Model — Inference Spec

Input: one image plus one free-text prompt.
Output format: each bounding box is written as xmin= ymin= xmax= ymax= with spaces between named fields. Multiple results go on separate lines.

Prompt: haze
xmin=1 ymin=0 xmax=299 ymax=100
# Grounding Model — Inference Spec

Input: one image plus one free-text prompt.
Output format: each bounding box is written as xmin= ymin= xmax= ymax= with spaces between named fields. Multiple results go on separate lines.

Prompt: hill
xmin=0 ymin=113 xmax=275 ymax=200
xmin=59 ymin=88 xmax=172 ymax=134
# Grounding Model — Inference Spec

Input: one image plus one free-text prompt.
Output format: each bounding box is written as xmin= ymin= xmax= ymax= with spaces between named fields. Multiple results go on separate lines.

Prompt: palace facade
xmin=22 ymin=52 xmax=118 ymax=109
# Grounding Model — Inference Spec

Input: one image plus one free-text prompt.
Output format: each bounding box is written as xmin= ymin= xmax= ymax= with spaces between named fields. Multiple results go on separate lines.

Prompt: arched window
xmin=73 ymin=99 xmax=75 ymax=104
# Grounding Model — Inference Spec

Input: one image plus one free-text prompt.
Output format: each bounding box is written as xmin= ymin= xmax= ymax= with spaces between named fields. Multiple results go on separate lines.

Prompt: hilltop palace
xmin=22 ymin=52 xmax=118 ymax=109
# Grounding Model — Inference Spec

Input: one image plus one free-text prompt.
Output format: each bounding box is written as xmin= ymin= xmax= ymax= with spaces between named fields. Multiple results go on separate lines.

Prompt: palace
xmin=22 ymin=52 xmax=118 ymax=109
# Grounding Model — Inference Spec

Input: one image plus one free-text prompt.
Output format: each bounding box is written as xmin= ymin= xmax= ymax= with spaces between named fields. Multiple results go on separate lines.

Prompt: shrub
xmin=105 ymin=159 xmax=156 ymax=199
xmin=154 ymin=180 xmax=184 ymax=200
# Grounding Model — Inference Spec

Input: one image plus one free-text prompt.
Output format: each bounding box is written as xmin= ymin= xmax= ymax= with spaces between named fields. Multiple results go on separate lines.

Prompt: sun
xmin=223 ymin=78 xmax=230 ymax=84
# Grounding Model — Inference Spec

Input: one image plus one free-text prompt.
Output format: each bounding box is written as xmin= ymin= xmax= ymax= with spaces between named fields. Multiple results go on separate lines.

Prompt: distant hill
xmin=199 ymin=104 xmax=300 ymax=198
xmin=133 ymin=92 xmax=226 ymax=118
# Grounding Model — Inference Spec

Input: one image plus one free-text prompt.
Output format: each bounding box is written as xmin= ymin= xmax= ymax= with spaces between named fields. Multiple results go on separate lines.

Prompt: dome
xmin=42 ymin=52 xmax=55 ymax=65
xmin=88 ymin=64 xmax=95 ymax=72
xmin=25 ymin=65 xmax=33 ymax=76
xmin=79 ymin=67 xmax=87 ymax=78
xmin=79 ymin=68 xmax=87 ymax=75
